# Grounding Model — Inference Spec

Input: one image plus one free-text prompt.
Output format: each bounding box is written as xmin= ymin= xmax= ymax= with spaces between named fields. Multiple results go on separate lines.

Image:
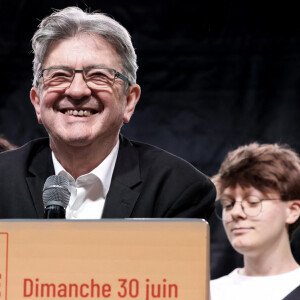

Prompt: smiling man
xmin=0 ymin=7 xmax=215 ymax=220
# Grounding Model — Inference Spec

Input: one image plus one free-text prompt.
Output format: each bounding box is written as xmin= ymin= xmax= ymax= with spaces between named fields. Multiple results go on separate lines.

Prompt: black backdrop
xmin=1 ymin=0 xmax=300 ymax=279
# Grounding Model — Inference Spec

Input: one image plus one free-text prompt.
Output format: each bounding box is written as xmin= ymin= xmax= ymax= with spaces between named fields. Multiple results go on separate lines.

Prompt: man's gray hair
xmin=32 ymin=6 xmax=138 ymax=87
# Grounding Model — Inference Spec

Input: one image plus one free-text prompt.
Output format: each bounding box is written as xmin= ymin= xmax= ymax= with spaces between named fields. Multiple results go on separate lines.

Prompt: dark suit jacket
xmin=0 ymin=135 xmax=215 ymax=219
xmin=282 ymin=285 xmax=300 ymax=300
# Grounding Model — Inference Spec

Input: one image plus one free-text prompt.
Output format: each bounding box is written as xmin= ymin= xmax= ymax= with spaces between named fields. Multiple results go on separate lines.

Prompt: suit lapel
xmin=102 ymin=135 xmax=142 ymax=218
xmin=23 ymin=136 xmax=141 ymax=218
xmin=26 ymin=139 xmax=54 ymax=218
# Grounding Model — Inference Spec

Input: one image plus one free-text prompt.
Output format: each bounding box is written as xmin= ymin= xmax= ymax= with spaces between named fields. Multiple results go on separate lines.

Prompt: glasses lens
xmin=242 ymin=196 xmax=262 ymax=217
xmin=215 ymin=198 xmax=236 ymax=221
xmin=85 ymin=68 xmax=115 ymax=89
xmin=215 ymin=195 xmax=262 ymax=221
xmin=43 ymin=68 xmax=73 ymax=88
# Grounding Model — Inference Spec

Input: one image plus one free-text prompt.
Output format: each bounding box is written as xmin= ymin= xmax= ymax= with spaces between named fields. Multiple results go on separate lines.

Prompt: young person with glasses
xmin=0 ymin=7 xmax=215 ymax=220
xmin=210 ymin=143 xmax=300 ymax=300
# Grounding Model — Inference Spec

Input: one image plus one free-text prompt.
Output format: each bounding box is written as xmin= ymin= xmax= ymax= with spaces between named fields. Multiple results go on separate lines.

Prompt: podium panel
xmin=0 ymin=219 xmax=209 ymax=300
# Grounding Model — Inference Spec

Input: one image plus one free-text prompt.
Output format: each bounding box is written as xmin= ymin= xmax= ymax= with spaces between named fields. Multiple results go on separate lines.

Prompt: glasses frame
xmin=215 ymin=196 xmax=281 ymax=221
xmin=38 ymin=67 xmax=131 ymax=89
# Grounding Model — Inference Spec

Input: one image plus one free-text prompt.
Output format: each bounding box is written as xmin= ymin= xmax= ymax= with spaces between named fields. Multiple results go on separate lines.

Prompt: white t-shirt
xmin=210 ymin=267 xmax=300 ymax=300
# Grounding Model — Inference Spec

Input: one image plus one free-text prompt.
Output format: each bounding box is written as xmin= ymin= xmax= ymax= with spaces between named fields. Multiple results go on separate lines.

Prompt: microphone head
xmin=43 ymin=175 xmax=71 ymax=209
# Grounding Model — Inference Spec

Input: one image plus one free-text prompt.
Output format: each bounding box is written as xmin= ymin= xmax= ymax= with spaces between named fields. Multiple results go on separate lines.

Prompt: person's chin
xmin=230 ymin=236 xmax=254 ymax=254
xmin=58 ymin=134 xmax=95 ymax=148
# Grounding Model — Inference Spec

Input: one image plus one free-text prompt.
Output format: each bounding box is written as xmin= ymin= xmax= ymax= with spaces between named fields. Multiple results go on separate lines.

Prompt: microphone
xmin=43 ymin=175 xmax=71 ymax=219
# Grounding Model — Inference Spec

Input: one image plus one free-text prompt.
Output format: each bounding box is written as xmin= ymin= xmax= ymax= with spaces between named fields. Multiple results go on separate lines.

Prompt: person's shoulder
xmin=211 ymin=269 xmax=238 ymax=285
xmin=123 ymin=136 xmax=203 ymax=174
xmin=210 ymin=269 xmax=240 ymax=300
xmin=0 ymin=137 xmax=49 ymax=165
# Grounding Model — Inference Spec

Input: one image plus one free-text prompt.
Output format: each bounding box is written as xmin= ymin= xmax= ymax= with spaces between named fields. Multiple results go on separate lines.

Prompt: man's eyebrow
xmin=42 ymin=65 xmax=72 ymax=70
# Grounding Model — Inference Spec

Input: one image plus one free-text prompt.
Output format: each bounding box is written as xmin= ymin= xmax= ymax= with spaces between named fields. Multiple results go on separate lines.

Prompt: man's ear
xmin=123 ymin=84 xmax=141 ymax=123
xmin=30 ymin=87 xmax=43 ymax=124
xmin=286 ymin=200 xmax=300 ymax=225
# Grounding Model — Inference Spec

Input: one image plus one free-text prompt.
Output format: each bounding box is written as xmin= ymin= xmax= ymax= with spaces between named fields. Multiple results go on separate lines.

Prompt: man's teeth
xmin=65 ymin=110 xmax=93 ymax=116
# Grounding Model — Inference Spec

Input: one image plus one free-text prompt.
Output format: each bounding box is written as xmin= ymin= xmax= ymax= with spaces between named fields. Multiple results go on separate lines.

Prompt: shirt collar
xmin=52 ymin=140 xmax=119 ymax=197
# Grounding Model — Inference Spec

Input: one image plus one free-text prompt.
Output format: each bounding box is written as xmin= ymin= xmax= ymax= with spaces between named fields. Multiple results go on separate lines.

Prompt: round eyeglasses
xmin=38 ymin=67 xmax=131 ymax=89
xmin=215 ymin=195 xmax=280 ymax=221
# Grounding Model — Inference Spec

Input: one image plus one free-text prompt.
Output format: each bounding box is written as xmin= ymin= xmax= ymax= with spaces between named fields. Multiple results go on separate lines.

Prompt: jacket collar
xmin=102 ymin=134 xmax=142 ymax=218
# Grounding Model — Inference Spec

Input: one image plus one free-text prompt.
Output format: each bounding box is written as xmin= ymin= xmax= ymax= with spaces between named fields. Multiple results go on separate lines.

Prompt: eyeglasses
xmin=215 ymin=195 xmax=280 ymax=221
xmin=38 ymin=67 xmax=131 ymax=89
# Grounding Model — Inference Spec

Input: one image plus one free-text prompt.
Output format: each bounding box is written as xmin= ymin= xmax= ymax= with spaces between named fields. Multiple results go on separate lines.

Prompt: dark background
xmin=1 ymin=0 xmax=300 ymax=279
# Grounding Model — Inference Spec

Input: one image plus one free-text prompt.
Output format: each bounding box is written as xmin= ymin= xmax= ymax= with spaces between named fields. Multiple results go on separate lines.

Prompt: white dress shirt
xmin=51 ymin=141 xmax=119 ymax=219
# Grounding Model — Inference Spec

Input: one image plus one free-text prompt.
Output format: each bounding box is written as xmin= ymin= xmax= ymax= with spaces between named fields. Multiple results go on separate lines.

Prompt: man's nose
xmin=64 ymin=72 xmax=92 ymax=99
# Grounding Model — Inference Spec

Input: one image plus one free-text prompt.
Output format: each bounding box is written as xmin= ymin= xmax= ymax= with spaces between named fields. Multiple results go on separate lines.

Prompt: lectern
xmin=0 ymin=219 xmax=209 ymax=300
